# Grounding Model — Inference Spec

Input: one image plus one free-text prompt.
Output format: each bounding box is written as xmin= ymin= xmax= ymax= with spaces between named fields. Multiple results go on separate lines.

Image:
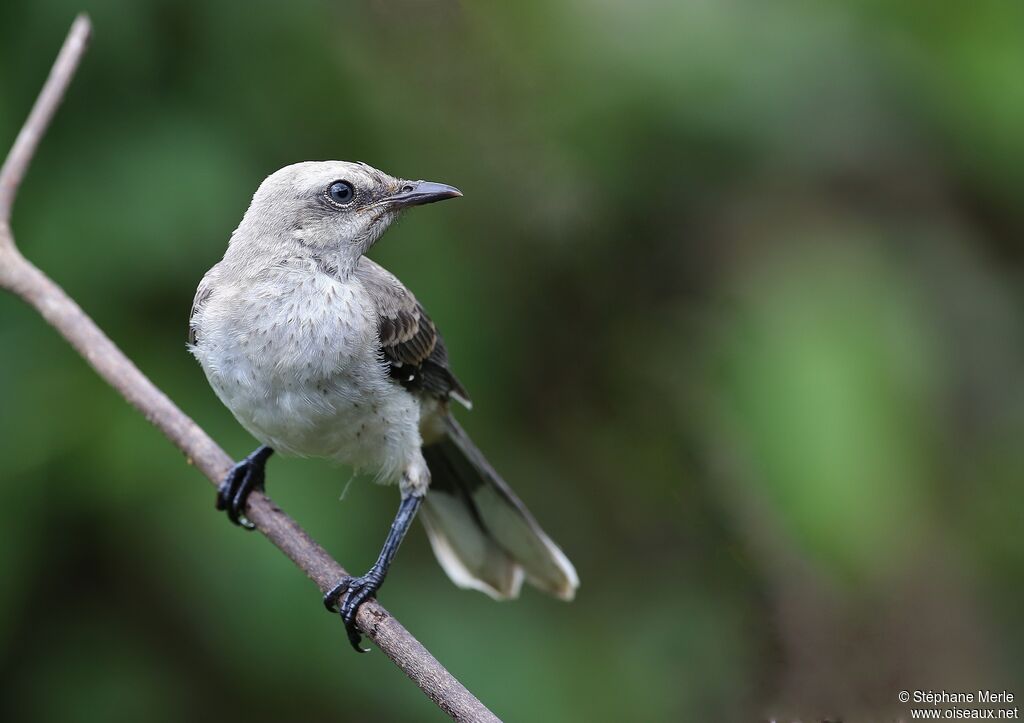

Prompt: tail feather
xmin=421 ymin=417 xmax=579 ymax=601
xmin=419 ymin=494 xmax=524 ymax=600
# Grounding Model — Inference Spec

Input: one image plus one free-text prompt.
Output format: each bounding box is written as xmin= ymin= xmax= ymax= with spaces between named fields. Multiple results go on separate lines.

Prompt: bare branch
xmin=0 ymin=16 xmax=500 ymax=723
xmin=0 ymin=15 xmax=90 ymax=223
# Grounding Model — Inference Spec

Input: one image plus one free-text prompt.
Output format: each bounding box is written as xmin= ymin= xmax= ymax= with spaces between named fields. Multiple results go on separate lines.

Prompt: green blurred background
xmin=2 ymin=1 xmax=1023 ymax=721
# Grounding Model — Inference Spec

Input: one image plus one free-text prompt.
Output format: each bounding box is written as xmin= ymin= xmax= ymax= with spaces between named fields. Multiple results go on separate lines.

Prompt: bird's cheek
xmin=365 ymin=209 xmax=395 ymax=239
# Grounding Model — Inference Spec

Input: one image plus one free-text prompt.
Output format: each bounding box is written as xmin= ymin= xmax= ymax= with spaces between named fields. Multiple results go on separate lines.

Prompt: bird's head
xmin=236 ymin=160 xmax=461 ymax=263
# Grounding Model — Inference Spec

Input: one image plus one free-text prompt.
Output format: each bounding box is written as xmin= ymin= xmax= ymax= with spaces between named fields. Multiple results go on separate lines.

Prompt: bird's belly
xmin=211 ymin=342 xmax=423 ymax=479
xmin=225 ymin=374 xmax=421 ymax=481
xmin=196 ymin=277 xmax=421 ymax=482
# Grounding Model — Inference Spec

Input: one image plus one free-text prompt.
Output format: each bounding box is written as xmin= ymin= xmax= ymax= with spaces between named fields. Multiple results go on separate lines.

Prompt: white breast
xmin=191 ymin=265 xmax=422 ymax=483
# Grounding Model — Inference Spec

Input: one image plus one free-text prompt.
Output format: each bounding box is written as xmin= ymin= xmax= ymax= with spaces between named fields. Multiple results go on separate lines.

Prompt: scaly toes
xmin=323 ymin=577 xmax=353 ymax=613
xmin=216 ymin=459 xmax=264 ymax=529
xmin=216 ymin=463 xmax=245 ymax=516
xmin=324 ymin=574 xmax=381 ymax=653
xmin=231 ymin=468 xmax=260 ymax=529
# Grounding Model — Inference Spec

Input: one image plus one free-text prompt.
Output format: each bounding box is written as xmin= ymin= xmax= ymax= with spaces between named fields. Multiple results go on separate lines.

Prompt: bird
xmin=188 ymin=161 xmax=578 ymax=651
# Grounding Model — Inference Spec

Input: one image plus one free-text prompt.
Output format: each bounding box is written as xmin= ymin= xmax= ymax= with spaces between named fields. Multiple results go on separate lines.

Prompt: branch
xmin=0 ymin=16 xmax=500 ymax=723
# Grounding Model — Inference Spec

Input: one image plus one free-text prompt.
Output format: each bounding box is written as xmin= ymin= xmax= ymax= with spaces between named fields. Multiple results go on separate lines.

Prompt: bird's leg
xmin=216 ymin=445 xmax=274 ymax=530
xmin=324 ymin=492 xmax=423 ymax=652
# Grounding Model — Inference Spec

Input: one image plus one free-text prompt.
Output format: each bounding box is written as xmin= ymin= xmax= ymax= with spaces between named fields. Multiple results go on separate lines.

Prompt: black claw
xmin=323 ymin=579 xmax=348 ymax=613
xmin=323 ymin=572 xmax=383 ymax=653
xmin=217 ymin=446 xmax=273 ymax=529
xmin=346 ymin=623 xmax=369 ymax=654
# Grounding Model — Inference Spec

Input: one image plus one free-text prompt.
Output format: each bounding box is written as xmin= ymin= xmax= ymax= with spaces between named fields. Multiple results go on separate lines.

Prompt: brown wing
xmin=355 ymin=257 xmax=471 ymax=407
xmin=377 ymin=298 xmax=437 ymax=367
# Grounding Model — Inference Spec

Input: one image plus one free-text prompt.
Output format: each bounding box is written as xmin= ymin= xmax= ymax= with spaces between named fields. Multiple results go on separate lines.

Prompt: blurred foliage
xmin=1 ymin=1 xmax=1023 ymax=720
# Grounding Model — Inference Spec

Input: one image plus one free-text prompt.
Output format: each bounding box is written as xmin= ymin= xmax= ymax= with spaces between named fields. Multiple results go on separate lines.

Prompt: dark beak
xmin=386 ymin=180 xmax=462 ymax=208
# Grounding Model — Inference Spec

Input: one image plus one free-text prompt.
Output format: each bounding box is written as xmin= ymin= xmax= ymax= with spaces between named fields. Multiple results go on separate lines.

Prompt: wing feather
xmin=355 ymin=257 xmax=470 ymax=407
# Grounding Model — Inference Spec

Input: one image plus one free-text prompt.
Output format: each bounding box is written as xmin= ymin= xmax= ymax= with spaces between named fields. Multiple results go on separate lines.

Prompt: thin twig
xmin=0 ymin=15 xmax=500 ymax=723
xmin=0 ymin=16 xmax=89 ymax=221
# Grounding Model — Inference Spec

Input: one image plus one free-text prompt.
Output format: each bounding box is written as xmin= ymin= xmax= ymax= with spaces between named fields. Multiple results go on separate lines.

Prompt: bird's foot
xmin=323 ymin=568 xmax=385 ymax=653
xmin=216 ymin=446 xmax=273 ymax=529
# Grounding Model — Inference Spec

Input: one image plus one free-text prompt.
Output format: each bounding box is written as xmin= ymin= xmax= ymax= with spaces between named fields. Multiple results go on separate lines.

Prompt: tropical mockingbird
xmin=188 ymin=161 xmax=578 ymax=650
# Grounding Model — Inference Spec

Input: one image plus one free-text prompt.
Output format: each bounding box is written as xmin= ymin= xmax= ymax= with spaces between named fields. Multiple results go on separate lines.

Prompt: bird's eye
xmin=327 ymin=180 xmax=355 ymax=205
